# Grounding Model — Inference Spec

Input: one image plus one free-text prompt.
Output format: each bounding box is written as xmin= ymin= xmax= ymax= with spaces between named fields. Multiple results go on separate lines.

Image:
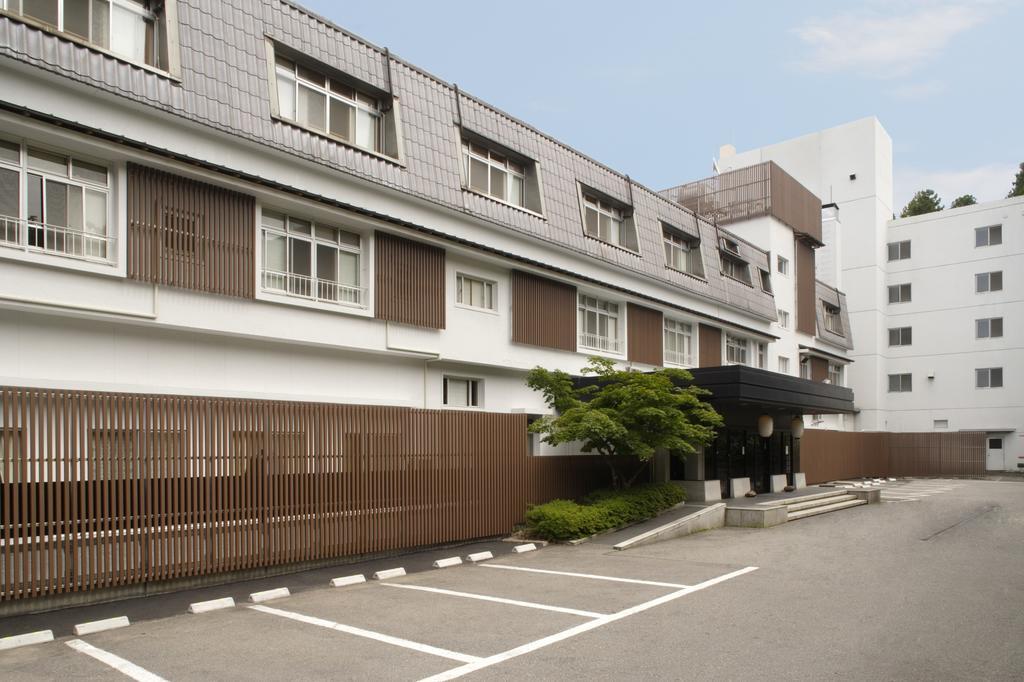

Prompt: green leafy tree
xmin=900 ymin=189 xmax=943 ymax=217
xmin=526 ymin=357 xmax=722 ymax=489
xmin=950 ymin=194 xmax=977 ymax=208
xmin=1009 ymin=163 xmax=1024 ymax=198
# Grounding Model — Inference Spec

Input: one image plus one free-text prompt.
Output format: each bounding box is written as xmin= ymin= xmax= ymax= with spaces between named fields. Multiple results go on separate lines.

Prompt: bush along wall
xmin=524 ymin=483 xmax=685 ymax=542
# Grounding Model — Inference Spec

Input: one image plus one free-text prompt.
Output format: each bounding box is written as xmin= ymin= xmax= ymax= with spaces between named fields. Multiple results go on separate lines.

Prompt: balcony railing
xmin=262 ymin=270 xmax=365 ymax=307
xmin=663 ymin=349 xmax=695 ymax=367
xmin=578 ymin=333 xmax=622 ymax=354
xmin=0 ymin=215 xmax=114 ymax=263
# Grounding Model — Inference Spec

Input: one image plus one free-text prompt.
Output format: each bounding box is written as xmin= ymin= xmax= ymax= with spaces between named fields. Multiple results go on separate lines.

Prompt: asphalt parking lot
xmin=2 ymin=478 xmax=1023 ymax=680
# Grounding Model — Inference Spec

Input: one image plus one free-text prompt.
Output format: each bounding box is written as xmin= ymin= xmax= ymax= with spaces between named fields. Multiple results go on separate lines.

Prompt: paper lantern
xmin=757 ymin=414 xmax=774 ymax=438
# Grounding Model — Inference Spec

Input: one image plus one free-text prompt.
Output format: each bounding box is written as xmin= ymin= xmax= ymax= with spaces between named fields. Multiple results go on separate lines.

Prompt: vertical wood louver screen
xmin=374 ymin=231 xmax=446 ymax=329
xmin=698 ymin=324 xmax=722 ymax=367
xmin=626 ymin=303 xmax=663 ymax=366
xmin=127 ymin=164 xmax=255 ymax=298
xmin=809 ymin=356 xmax=828 ymax=382
xmin=510 ymin=271 xmax=576 ymax=351
xmin=795 ymin=239 xmax=817 ymax=335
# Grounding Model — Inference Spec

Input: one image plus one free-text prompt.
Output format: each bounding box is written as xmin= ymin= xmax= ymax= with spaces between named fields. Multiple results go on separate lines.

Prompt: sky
xmin=303 ymin=0 xmax=1023 ymax=212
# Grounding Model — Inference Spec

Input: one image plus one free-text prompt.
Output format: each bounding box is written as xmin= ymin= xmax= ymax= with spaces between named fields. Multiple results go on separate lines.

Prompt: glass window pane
xmin=45 ymin=180 xmax=69 ymax=227
xmin=64 ymin=0 xmax=91 ymax=39
xmin=72 ymin=159 xmax=108 ymax=186
xmin=289 ymin=238 xmax=311 ymax=277
xmin=264 ymin=232 xmax=286 ymax=271
xmin=91 ymin=0 xmax=110 ymax=49
xmin=27 ymin=174 xmax=43 ymax=223
xmin=599 ymin=213 xmax=611 ymax=241
xmin=991 ymin=271 xmax=1002 ymax=290
xmin=22 ymin=0 xmax=59 ymax=26
xmin=261 ymin=210 xmax=286 ymax=231
xmin=456 ymin=275 xmax=464 ymax=303
xmin=276 ymin=70 xmax=296 ymax=120
xmin=329 ymin=98 xmax=353 ymax=141
xmin=84 ymin=189 xmax=106 ymax=235
xmin=0 ymin=167 xmax=18 ymax=219
xmin=28 ymin=148 xmax=68 ymax=176
xmin=991 ymin=368 xmax=1003 ymax=387
xmin=489 ymin=166 xmax=506 ymax=200
xmin=991 ymin=318 xmax=1003 ymax=337
xmin=355 ymin=108 xmax=378 ymax=150
xmin=510 ymin=175 xmax=524 ymax=206
xmin=110 ymin=3 xmax=146 ymax=63
xmin=339 ymin=251 xmax=359 ymax=287
xmin=621 ymin=222 xmax=638 ymax=251
xmin=447 ymin=379 xmax=468 ymax=407
xmin=990 ymin=226 xmax=1002 ymax=245
xmin=329 ymin=80 xmax=354 ymax=99
xmin=316 ymin=244 xmax=337 ymax=282
xmin=296 ymin=64 xmax=325 ymax=87
xmin=288 ymin=218 xmax=312 ymax=235
xmin=297 ymin=85 xmax=327 ymax=132
xmin=67 ymin=184 xmax=83 ymax=229
xmin=975 ymin=228 xmax=986 ymax=247
xmin=315 ymin=225 xmax=336 ymax=242
xmin=469 ymin=158 xmax=489 ymax=193
xmin=337 ymin=229 xmax=360 ymax=247
xmin=0 ymin=139 xmax=19 ymax=164
xmin=585 ymin=207 xmax=598 ymax=236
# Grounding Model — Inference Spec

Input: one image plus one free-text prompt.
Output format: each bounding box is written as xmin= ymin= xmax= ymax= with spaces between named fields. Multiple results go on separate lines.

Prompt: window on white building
xmin=822 ymin=302 xmax=843 ymax=334
xmin=462 ymin=141 xmax=526 ymax=208
xmin=777 ymin=255 xmax=789 ymax=275
xmin=976 ymin=317 xmax=1003 ymax=338
xmin=261 ymin=210 xmax=363 ymax=307
xmin=758 ymin=268 xmax=773 ymax=294
xmin=725 ymin=333 xmax=765 ymax=368
xmin=581 ymin=193 xmax=638 ymax=252
xmin=0 ymin=139 xmax=111 ymax=262
xmin=975 ymin=271 xmax=1003 ymax=293
xmin=888 ymin=283 xmax=911 ymax=303
xmin=933 ymin=419 xmax=949 ymax=429
xmin=975 ymin=225 xmax=1002 ymax=247
xmin=455 ymin=273 xmax=496 ymax=311
xmin=888 ymin=373 xmax=912 ymax=393
xmin=443 ymin=376 xmax=482 ymax=407
xmin=4 ymin=0 xmax=173 ymax=70
xmin=887 ymin=240 xmax=911 ymax=261
xmin=720 ymin=252 xmax=752 ymax=285
xmin=662 ymin=223 xmax=704 ymax=277
xmin=888 ymin=327 xmax=912 ymax=346
xmin=578 ymin=294 xmax=622 ymax=353
xmin=778 ymin=310 xmax=790 ymax=329
xmin=827 ymin=363 xmax=843 ymax=386
xmin=663 ymin=318 xmax=694 ymax=366
xmin=800 ymin=359 xmax=811 ymax=379
xmin=778 ymin=356 xmax=790 ymax=374
xmin=975 ymin=367 xmax=1003 ymax=389
xmin=274 ymin=54 xmax=383 ymax=154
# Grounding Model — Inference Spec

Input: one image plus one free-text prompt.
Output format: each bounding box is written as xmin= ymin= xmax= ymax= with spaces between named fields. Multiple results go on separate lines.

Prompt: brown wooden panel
xmin=809 ymin=357 xmax=828 ymax=382
xmin=698 ymin=324 xmax=722 ymax=367
xmin=768 ymin=162 xmax=822 ymax=244
xmin=795 ymin=239 xmax=816 ymax=335
xmin=127 ymin=164 xmax=255 ymax=298
xmin=627 ymin=303 xmax=663 ymax=366
xmin=510 ymin=271 xmax=576 ymax=351
xmin=374 ymin=231 xmax=445 ymax=329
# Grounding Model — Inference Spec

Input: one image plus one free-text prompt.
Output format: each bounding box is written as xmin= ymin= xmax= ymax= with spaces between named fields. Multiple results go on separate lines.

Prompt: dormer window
xmin=719 ymin=252 xmax=751 ymax=285
xmin=823 ymin=302 xmax=843 ymax=334
xmin=580 ymin=190 xmax=638 ymax=252
xmin=462 ymin=141 xmax=526 ymax=207
xmin=723 ymin=238 xmax=740 ymax=255
xmin=662 ymin=223 xmax=704 ymax=277
xmin=758 ymin=268 xmax=773 ymax=294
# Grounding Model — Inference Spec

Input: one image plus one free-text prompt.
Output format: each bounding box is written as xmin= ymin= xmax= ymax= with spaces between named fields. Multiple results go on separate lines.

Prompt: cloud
xmin=895 ymin=163 xmax=1017 ymax=209
xmin=793 ymin=2 xmax=996 ymax=77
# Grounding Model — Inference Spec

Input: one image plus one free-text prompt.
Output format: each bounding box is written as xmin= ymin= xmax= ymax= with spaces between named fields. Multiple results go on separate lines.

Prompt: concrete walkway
xmin=590 ymin=505 xmax=712 ymax=546
xmin=722 ymin=485 xmax=839 ymax=509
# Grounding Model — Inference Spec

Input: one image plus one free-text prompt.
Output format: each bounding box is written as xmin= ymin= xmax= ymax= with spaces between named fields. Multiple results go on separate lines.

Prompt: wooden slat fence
xmin=800 ymin=429 xmax=986 ymax=484
xmin=0 ymin=387 xmax=613 ymax=603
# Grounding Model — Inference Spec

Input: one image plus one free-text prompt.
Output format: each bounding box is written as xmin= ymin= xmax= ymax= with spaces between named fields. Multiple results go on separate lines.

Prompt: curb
xmin=188 ymin=597 xmax=236 ymax=614
xmin=0 ymin=630 xmax=53 ymax=651
xmin=73 ymin=616 xmax=130 ymax=636
xmin=249 ymin=587 xmax=291 ymax=603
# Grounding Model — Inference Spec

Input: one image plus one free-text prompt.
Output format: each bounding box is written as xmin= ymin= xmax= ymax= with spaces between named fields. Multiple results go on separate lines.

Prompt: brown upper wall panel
xmin=626 ymin=303 xmax=663 ymax=366
xmin=698 ymin=324 xmax=722 ymax=367
xmin=809 ymin=356 xmax=828 ymax=382
xmin=374 ymin=231 xmax=446 ymax=329
xmin=795 ymin=239 xmax=817 ymax=335
xmin=768 ymin=162 xmax=822 ymax=245
xmin=511 ymin=271 xmax=576 ymax=351
xmin=127 ymin=164 xmax=255 ymax=298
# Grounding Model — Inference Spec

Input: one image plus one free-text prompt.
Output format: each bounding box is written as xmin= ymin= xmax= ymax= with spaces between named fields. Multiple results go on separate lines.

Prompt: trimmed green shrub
xmin=524 ymin=483 xmax=685 ymax=541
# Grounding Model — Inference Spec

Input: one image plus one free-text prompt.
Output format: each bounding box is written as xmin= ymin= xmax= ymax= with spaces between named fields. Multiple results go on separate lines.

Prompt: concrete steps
xmin=786 ymin=493 xmax=858 ymax=513
xmin=763 ymin=490 xmax=851 ymax=507
xmin=787 ymin=497 xmax=867 ymax=521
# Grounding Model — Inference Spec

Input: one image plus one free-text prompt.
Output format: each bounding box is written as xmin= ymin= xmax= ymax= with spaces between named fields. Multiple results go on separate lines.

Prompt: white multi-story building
xmin=709 ymin=117 xmax=1023 ymax=471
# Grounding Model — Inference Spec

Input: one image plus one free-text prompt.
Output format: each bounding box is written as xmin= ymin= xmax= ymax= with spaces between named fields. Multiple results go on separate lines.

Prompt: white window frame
xmin=800 ymin=359 xmax=811 ymax=379
xmin=975 ymin=271 xmax=1003 ymax=293
xmin=662 ymin=224 xmax=704 ymax=278
xmin=720 ymin=252 xmax=752 ymax=285
xmin=0 ymin=137 xmax=115 ymax=267
xmin=273 ymin=53 xmax=383 ymax=154
xmin=777 ymin=255 xmax=789 ymax=275
xmin=822 ymin=302 xmax=843 ymax=335
xmin=975 ymin=367 xmax=1003 ymax=389
xmin=827 ymin=363 xmax=843 ymax=386
xmin=455 ymin=272 xmax=497 ymax=313
xmin=581 ymin=193 xmax=637 ymax=252
xmin=577 ymin=293 xmax=623 ymax=354
xmin=975 ymin=225 xmax=1002 ymax=248
xmin=724 ymin=332 xmax=765 ymax=369
xmin=778 ymin=356 xmax=790 ymax=374
xmin=663 ymin=317 xmax=695 ymax=367
xmin=888 ymin=373 xmax=912 ymax=393
xmin=777 ymin=310 xmax=790 ymax=329
xmin=933 ymin=419 xmax=949 ymax=429
xmin=888 ymin=327 xmax=912 ymax=346
xmin=443 ymin=375 xmax=483 ymax=408
xmin=462 ymin=140 xmax=527 ymax=208
xmin=887 ymin=240 xmax=911 ymax=261
xmin=976 ymin=317 xmax=1003 ymax=339
xmin=888 ymin=283 xmax=911 ymax=304
xmin=260 ymin=209 xmax=365 ymax=309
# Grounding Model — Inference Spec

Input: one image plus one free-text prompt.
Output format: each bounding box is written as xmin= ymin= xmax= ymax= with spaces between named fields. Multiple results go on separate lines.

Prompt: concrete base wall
xmin=613 ymin=504 xmax=726 ymax=551
xmin=676 ymin=479 xmax=722 ymax=502
xmin=725 ymin=506 xmax=788 ymax=528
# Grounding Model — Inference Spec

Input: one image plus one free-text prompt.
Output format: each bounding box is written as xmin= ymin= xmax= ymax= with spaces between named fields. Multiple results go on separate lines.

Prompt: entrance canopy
xmin=687 ymin=365 xmax=855 ymax=415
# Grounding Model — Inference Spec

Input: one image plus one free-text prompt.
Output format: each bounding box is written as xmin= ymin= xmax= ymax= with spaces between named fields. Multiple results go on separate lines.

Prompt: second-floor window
xmin=975 ymin=367 xmax=1003 ymax=389
xmin=274 ymin=55 xmax=382 ymax=154
xmin=888 ymin=373 xmax=912 ymax=393
xmin=889 ymin=327 xmax=912 ymax=346
xmin=888 ymin=283 xmax=911 ymax=303
xmin=662 ymin=224 xmax=704 ymax=277
xmin=261 ymin=210 xmax=363 ymax=307
xmin=778 ymin=310 xmax=790 ymax=329
xmin=827 ymin=363 xmax=843 ymax=386
xmin=663 ymin=318 xmax=694 ymax=366
xmin=4 ymin=0 xmax=169 ymax=69
xmin=582 ymin=194 xmax=638 ymax=252
xmin=822 ymin=302 xmax=843 ymax=334
xmin=462 ymin=141 xmax=526 ymax=207
xmin=0 ymin=139 xmax=111 ymax=262
xmin=455 ymin=273 xmax=496 ymax=311
xmin=887 ymin=240 xmax=911 ymax=261
xmin=777 ymin=255 xmax=789 ymax=275
xmin=720 ymin=252 xmax=752 ymax=285
xmin=976 ymin=271 xmax=1003 ymax=293
xmin=976 ymin=317 xmax=1003 ymax=338
xmin=578 ymin=294 xmax=621 ymax=353
xmin=975 ymin=225 xmax=1001 ymax=247
xmin=725 ymin=333 xmax=765 ymax=368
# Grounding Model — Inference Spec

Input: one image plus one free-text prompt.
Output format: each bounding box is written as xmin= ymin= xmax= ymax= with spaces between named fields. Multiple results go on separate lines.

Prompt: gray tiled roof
xmin=0 ymin=0 xmax=776 ymax=322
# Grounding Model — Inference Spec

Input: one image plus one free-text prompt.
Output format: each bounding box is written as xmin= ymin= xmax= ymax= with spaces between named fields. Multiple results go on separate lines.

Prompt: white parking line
xmin=383 ymin=583 xmax=606 ymax=619
xmin=248 ymin=604 xmax=481 ymax=664
xmin=421 ymin=566 xmax=758 ymax=681
xmin=65 ymin=639 xmax=167 ymax=682
xmin=481 ymin=564 xmax=690 ymax=589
